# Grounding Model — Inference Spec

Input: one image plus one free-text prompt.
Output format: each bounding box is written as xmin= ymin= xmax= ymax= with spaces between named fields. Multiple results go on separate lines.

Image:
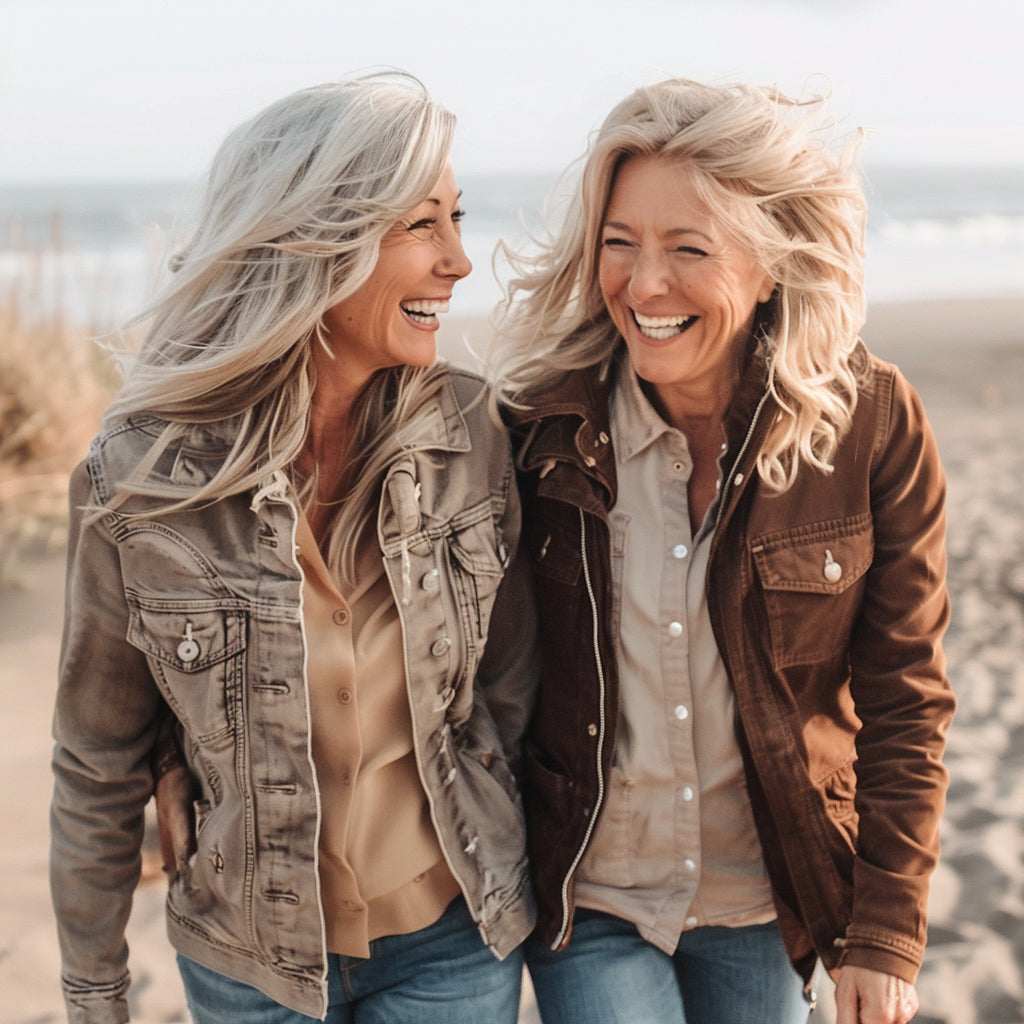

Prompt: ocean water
xmin=1 ymin=165 xmax=1022 ymax=329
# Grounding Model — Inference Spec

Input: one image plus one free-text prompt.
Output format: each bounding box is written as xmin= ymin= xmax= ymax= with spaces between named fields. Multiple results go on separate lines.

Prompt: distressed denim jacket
xmin=51 ymin=369 xmax=538 ymax=1023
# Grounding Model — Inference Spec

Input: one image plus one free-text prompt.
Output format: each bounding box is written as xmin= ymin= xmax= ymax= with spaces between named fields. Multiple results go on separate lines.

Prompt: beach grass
xmin=0 ymin=256 xmax=123 ymax=580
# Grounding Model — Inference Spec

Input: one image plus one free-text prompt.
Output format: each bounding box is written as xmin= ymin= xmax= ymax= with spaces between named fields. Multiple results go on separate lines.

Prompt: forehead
xmin=606 ymin=155 xmax=713 ymax=214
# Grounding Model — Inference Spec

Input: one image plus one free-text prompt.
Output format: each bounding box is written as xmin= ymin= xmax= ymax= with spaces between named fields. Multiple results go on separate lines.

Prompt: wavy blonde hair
xmin=488 ymin=77 xmax=867 ymax=491
xmin=102 ymin=71 xmax=458 ymax=583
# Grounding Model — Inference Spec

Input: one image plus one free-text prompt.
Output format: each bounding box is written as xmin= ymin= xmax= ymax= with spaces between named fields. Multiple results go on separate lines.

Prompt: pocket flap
xmin=752 ymin=515 xmax=873 ymax=596
xmin=126 ymin=601 xmax=246 ymax=673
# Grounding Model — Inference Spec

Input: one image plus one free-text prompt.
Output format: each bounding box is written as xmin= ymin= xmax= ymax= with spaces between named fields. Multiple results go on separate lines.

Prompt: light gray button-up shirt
xmin=573 ymin=361 xmax=775 ymax=954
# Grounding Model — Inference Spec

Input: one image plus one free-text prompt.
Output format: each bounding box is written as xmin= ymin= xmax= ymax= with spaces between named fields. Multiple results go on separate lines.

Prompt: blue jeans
xmin=525 ymin=910 xmax=810 ymax=1024
xmin=178 ymin=897 xmax=524 ymax=1024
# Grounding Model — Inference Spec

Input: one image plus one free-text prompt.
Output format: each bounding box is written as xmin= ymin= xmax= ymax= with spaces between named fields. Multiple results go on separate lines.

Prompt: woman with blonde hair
xmin=50 ymin=72 xmax=536 ymax=1023
xmin=490 ymin=78 xmax=953 ymax=1024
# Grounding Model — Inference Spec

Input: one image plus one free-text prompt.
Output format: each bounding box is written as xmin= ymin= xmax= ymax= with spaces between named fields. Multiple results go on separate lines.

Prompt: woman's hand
xmin=154 ymin=763 xmax=198 ymax=880
xmin=834 ymin=965 xmax=919 ymax=1024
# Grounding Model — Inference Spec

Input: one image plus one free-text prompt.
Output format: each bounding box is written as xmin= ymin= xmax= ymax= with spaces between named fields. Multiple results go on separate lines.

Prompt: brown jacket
xmin=510 ymin=343 xmax=953 ymax=987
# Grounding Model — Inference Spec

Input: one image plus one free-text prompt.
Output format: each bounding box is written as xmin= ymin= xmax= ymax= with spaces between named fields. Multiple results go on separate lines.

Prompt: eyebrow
xmin=603 ymin=220 xmax=714 ymax=245
xmin=424 ymin=189 xmax=465 ymax=207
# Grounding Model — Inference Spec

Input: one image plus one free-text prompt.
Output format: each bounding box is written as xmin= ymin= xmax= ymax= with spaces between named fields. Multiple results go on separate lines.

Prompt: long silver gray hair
xmin=103 ymin=72 xmax=459 ymax=582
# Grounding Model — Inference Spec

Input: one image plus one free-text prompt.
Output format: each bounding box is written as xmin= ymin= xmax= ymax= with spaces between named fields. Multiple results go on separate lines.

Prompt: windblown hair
xmin=103 ymin=71 xmax=457 ymax=582
xmin=488 ymin=77 xmax=868 ymax=491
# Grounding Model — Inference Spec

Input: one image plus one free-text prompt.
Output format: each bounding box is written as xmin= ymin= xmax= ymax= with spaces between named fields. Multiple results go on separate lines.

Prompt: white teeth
xmin=402 ymin=298 xmax=450 ymax=323
xmin=633 ymin=311 xmax=693 ymax=340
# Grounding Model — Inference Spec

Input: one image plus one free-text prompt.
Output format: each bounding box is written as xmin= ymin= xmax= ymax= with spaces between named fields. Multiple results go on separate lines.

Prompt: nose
xmin=439 ymin=229 xmax=472 ymax=282
xmin=627 ymin=249 xmax=669 ymax=304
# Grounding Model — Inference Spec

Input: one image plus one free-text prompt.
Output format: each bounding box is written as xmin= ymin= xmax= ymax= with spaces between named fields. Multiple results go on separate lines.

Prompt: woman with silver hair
xmin=490 ymin=78 xmax=953 ymax=1024
xmin=50 ymin=72 xmax=536 ymax=1023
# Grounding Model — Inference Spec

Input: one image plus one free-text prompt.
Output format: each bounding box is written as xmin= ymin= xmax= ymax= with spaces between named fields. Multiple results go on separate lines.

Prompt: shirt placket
xmin=660 ymin=434 xmax=702 ymax=930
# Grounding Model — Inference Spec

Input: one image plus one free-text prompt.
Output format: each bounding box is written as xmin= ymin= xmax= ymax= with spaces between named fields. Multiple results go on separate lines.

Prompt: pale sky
xmin=1 ymin=0 xmax=1022 ymax=185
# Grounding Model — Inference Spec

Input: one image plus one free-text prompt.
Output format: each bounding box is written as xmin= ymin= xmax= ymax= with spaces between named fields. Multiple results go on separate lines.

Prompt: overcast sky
xmin=2 ymin=0 xmax=1022 ymax=185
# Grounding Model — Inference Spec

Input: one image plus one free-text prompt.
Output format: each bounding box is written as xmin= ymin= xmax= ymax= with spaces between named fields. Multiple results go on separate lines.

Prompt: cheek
xmin=598 ymin=256 xmax=627 ymax=308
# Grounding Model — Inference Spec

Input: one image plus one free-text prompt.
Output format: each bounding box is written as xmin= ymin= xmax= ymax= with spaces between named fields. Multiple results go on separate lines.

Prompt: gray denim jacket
xmin=51 ymin=369 xmax=538 ymax=1023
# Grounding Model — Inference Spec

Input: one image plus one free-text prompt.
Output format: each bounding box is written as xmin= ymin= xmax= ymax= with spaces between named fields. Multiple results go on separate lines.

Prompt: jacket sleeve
xmin=474 ymin=438 xmax=539 ymax=782
xmin=843 ymin=366 xmax=955 ymax=981
xmin=50 ymin=461 xmax=164 ymax=1024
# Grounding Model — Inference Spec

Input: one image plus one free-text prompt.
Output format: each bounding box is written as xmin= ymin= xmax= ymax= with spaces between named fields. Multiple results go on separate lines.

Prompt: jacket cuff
xmin=836 ymin=925 xmax=923 ymax=984
xmin=63 ymin=973 xmax=131 ymax=1024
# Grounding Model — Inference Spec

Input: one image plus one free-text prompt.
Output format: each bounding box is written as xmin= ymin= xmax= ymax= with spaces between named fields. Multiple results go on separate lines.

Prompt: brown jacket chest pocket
xmin=751 ymin=513 xmax=873 ymax=670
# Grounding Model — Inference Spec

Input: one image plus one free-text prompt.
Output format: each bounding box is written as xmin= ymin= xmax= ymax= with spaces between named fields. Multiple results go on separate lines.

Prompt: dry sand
xmin=2 ymin=295 xmax=1023 ymax=1023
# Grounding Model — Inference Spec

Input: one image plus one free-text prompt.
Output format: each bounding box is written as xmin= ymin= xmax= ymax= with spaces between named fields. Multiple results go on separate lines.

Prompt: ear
xmin=757 ymin=274 xmax=776 ymax=305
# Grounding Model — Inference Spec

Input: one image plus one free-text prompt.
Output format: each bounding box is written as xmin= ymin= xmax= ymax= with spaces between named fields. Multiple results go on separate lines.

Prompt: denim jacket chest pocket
xmin=115 ymin=520 xmax=252 ymax=747
xmin=751 ymin=512 xmax=874 ymax=670
xmin=126 ymin=598 xmax=248 ymax=745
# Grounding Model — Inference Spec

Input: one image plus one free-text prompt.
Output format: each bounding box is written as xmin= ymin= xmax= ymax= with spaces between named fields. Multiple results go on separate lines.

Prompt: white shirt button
xmin=672 ymin=544 xmax=688 ymax=559
xmin=668 ymin=621 xmax=683 ymax=638
xmin=685 ymin=915 xmax=699 ymax=928
xmin=674 ymin=705 xmax=689 ymax=721
xmin=684 ymin=858 xmax=696 ymax=871
xmin=681 ymin=786 xmax=694 ymax=801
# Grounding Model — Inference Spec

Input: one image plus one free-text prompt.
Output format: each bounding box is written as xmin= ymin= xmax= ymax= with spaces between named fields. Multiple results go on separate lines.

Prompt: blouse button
xmin=421 ymin=569 xmax=440 ymax=593
xmin=668 ymin=621 xmax=683 ymax=638
xmin=672 ymin=544 xmax=688 ymax=559
xmin=587 ymin=723 xmax=598 ymax=737
xmin=681 ymin=786 xmax=694 ymax=801
xmin=674 ymin=705 xmax=689 ymax=721
xmin=336 ymin=688 xmax=353 ymax=705
xmin=332 ymin=608 xmax=350 ymax=626
xmin=431 ymin=636 xmax=452 ymax=657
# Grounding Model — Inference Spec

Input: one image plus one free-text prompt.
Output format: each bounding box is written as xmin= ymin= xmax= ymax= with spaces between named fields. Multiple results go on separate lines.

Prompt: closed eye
xmin=408 ymin=208 xmax=466 ymax=233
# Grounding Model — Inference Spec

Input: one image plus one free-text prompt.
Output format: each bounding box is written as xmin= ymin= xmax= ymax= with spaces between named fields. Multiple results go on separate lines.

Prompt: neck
xmin=643 ymin=372 xmax=738 ymax=441
xmin=299 ymin=347 xmax=370 ymax=502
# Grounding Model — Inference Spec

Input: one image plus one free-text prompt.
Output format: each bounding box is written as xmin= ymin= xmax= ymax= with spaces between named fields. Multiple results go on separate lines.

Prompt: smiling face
xmin=598 ymin=154 xmax=774 ymax=414
xmin=320 ymin=159 xmax=471 ymax=387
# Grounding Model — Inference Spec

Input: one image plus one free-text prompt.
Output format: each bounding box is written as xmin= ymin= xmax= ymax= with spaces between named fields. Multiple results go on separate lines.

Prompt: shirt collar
xmin=610 ymin=356 xmax=688 ymax=464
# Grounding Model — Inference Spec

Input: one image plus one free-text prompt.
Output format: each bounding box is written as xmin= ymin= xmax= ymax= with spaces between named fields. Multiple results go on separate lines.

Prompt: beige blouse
xmin=295 ymin=511 xmax=459 ymax=958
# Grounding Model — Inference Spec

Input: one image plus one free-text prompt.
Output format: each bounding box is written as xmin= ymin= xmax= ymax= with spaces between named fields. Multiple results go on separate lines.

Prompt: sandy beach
xmin=2 ymin=295 xmax=1023 ymax=1023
